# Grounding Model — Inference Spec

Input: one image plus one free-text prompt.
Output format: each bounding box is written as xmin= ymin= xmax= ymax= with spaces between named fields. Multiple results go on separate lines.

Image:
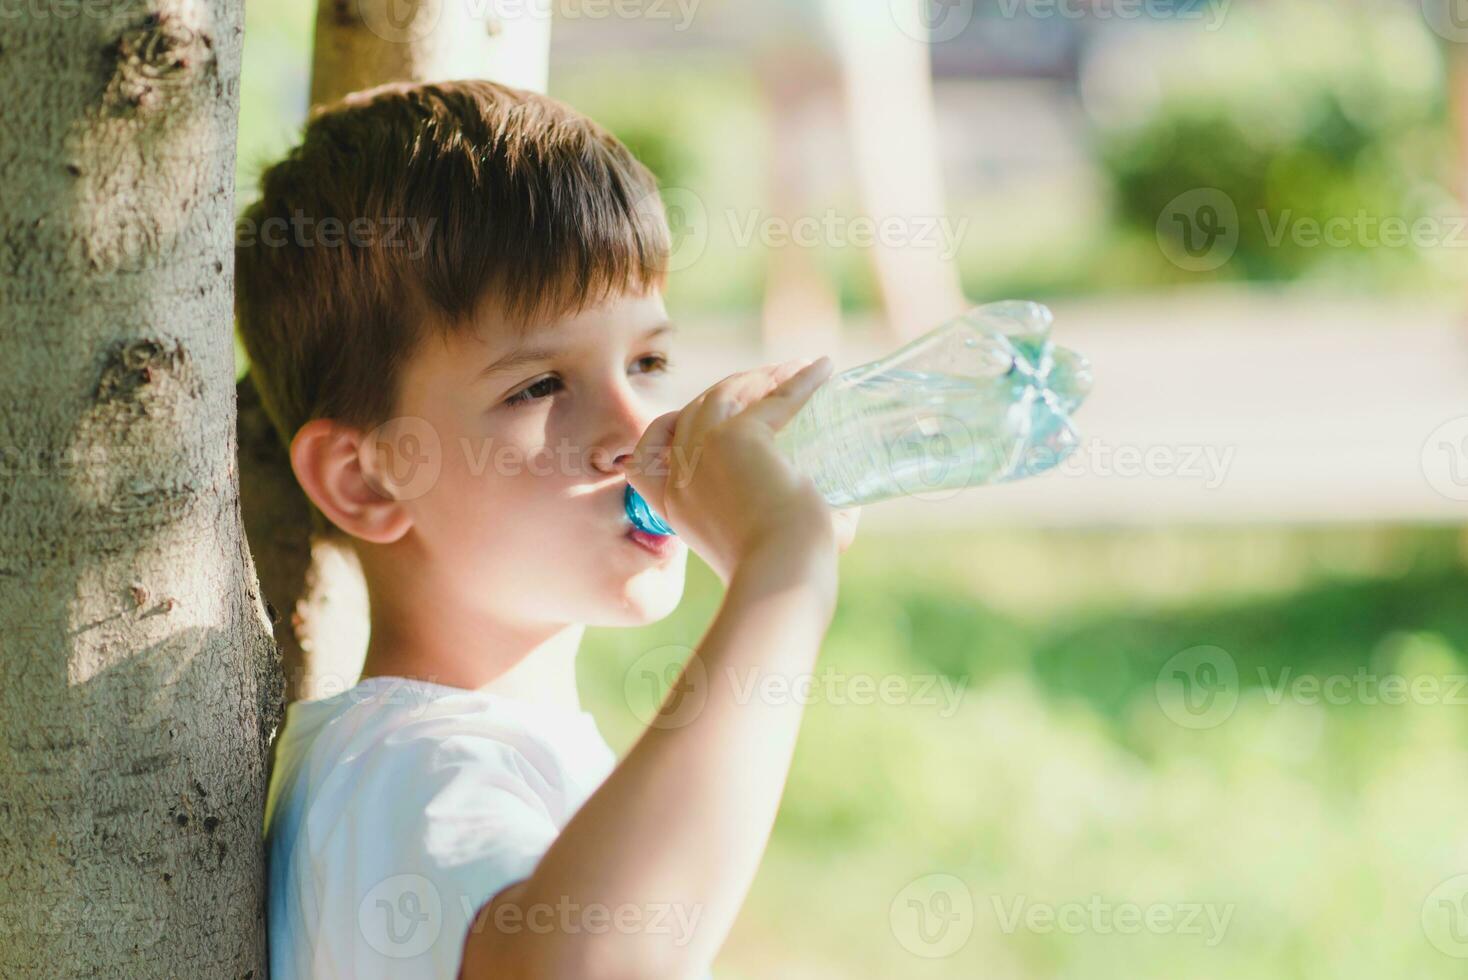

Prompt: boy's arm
xmin=459 ymin=525 xmax=837 ymax=980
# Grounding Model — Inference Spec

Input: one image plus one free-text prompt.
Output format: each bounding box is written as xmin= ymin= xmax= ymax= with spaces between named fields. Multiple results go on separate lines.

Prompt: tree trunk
xmin=754 ymin=50 xmax=845 ymax=363
xmin=239 ymin=0 xmax=553 ymax=706
xmin=824 ymin=0 xmax=966 ymax=340
xmin=0 ymin=4 xmax=275 ymax=979
xmin=310 ymin=0 xmax=552 ymax=107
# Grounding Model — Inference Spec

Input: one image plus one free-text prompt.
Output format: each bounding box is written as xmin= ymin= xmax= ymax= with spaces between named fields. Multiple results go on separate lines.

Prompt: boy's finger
xmin=627 ymin=409 xmax=681 ymax=498
xmin=833 ymin=506 xmax=861 ymax=553
xmin=766 ymin=356 xmax=815 ymax=388
xmin=736 ymin=356 xmax=833 ymax=431
xmin=698 ymin=358 xmax=810 ymax=429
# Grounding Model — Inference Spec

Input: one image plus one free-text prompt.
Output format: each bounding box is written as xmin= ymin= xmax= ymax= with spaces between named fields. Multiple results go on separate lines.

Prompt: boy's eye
xmin=632 ymin=353 xmax=671 ymax=375
xmin=504 ymin=375 xmax=562 ymax=407
xmin=502 ymin=355 xmax=669 ymax=408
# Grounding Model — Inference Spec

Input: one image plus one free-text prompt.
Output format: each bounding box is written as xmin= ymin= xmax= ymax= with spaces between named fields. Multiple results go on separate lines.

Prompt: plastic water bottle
xmin=624 ymin=300 xmax=1091 ymax=536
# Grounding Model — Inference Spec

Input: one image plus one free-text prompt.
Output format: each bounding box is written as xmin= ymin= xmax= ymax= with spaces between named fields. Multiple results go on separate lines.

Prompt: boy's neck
xmin=359 ymin=620 xmax=585 ymax=713
xmin=352 ymin=540 xmax=587 ymax=714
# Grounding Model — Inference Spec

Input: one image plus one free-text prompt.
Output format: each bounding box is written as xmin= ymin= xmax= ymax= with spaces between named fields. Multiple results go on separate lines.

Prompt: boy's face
xmin=379 ymin=289 xmax=688 ymax=627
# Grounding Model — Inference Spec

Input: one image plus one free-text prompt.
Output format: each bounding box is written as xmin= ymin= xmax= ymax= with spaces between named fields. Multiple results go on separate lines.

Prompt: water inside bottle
xmin=774 ymin=364 xmax=1081 ymax=509
xmin=625 ymin=301 xmax=1091 ymax=532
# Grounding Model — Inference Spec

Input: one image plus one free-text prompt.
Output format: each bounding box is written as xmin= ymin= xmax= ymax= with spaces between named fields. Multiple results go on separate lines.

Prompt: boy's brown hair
xmin=235 ymin=78 xmax=671 ymax=541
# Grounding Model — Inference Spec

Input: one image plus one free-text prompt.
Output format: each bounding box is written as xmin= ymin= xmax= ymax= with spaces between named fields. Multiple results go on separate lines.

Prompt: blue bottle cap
xmin=624 ymin=484 xmax=676 ymax=536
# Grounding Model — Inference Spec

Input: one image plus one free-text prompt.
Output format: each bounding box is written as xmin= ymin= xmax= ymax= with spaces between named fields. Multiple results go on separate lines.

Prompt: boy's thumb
xmin=625 ymin=409 xmax=680 ymax=502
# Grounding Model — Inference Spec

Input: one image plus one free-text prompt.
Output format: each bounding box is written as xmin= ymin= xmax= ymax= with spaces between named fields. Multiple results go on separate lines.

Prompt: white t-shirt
xmin=262 ymin=675 xmax=619 ymax=979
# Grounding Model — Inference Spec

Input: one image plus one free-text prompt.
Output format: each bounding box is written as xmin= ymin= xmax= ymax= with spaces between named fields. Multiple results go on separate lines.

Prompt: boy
xmin=246 ymin=80 xmax=858 ymax=979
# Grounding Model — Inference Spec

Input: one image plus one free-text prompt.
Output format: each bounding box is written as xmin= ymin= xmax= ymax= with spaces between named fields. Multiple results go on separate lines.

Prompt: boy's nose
xmin=589 ymin=445 xmax=634 ymax=475
xmin=588 ymin=391 xmax=656 ymax=476
xmin=590 ymin=443 xmax=642 ymax=475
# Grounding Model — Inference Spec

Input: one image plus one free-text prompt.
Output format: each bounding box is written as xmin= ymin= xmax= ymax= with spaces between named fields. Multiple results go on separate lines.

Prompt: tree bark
xmin=238 ymin=0 xmax=553 ymax=707
xmin=310 ymin=0 xmax=552 ymax=107
xmin=754 ymin=50 xmax=845 ymax=363
xmin=0 ymin=4 xmax=275 ymax=978
xmin=824 ymin=0 xmax=966 ymax=340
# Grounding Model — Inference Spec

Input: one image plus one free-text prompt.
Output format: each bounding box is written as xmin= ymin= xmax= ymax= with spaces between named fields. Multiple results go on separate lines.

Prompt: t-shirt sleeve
xmin=304 ymin=728 xmax=562 ymax=980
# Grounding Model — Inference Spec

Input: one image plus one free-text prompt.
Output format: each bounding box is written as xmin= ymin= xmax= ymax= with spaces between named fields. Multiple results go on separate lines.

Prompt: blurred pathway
xmin=674 ymin=289 xmax=1468 ymax=528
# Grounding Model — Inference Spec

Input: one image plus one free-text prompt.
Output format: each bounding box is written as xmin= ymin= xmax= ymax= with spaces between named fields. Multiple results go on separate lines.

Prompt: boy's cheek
xmin=444 ymin=432 xmax=579 ymax=486
xmin=428 ymin=471 xmax=566 ymax=550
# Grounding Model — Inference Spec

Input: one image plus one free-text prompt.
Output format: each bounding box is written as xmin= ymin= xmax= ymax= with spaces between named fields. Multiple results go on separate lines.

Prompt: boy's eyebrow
xmin=475 ymin=321 xmax=677 ymax=381
xmin=475 ymin=345 xmax=563 ymax=380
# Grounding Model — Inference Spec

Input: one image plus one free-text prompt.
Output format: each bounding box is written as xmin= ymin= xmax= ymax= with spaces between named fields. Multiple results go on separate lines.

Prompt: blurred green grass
xmin=580 ymin=525 xmax=1468 ymax=978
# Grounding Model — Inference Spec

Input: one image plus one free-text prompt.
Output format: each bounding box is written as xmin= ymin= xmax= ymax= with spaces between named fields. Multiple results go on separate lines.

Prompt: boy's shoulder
xmin=263 ymin=677 xmax=620 ymax=975
xmin=263 ymin=678 xmax=617 ymax=979
xmin=265 ymin=676 xmax=615 ymax=840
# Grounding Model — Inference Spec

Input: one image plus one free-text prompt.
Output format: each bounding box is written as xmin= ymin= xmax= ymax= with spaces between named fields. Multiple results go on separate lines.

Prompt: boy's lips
xmin=625 ymin=526 xmax=680 ymax=559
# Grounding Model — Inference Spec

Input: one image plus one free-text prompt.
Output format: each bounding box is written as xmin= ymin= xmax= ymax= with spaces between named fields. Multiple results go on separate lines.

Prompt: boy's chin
xmin=590 ymin=565 xmax=686 ymax=627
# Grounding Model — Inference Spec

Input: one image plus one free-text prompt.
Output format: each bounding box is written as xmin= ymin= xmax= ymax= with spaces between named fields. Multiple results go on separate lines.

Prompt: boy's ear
xmin=289 ymin=418 xmax=415 ymax=545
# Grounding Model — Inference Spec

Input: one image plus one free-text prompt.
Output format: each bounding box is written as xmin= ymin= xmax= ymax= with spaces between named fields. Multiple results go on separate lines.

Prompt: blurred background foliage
xmin=236 ymin=0 xmax=1468 ymax=313
xmin=1088 ymin=2 xmax=1458 ymax=291
xmin=581 ymin=526 xmax=1468 ymax=978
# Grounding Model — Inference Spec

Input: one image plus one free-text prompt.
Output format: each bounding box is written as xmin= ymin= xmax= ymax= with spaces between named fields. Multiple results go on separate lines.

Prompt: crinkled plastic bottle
xmin=624 ymin=300 xmax=1091 ymax=536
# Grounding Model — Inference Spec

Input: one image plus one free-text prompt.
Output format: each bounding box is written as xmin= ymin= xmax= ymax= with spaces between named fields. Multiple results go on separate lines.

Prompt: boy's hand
xmin=627 ymin=356 xmax=859 ymax=584
xmin=831 ymin=504 xmax=860 ymax=554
